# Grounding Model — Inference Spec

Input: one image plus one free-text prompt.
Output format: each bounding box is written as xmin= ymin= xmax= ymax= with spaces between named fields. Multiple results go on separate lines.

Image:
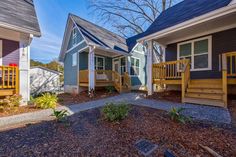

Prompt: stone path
xmin=0 ymin=93 xmax=231 ymax=130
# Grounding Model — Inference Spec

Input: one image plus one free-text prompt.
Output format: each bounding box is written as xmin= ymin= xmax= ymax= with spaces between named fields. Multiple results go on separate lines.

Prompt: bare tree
xmin=89 ymin=0 xmax=178 ymax=62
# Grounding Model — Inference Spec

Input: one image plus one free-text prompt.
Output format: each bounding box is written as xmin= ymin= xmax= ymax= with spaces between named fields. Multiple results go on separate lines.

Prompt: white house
xmin=30 ymin=66 xmax=61 ymax=95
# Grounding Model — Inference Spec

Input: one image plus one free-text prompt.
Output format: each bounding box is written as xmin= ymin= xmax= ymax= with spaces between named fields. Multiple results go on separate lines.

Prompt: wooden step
xmin=188 ymin=83 xmax=222 ymax=89
xmin=186 ymin=88 xmax=223 ymax=94
xmin=190 ymin=79 xmax=222 ymax=84
xmin=185 ymin=92 xmax=222 ymax=100
xmin=183 ymin=97 xmax=225 ymax=107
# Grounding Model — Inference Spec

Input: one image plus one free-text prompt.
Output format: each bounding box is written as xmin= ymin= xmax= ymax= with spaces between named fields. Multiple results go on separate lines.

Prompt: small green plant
xmin=51 ymin=109 xmax=68 ymax=122
xmin=102 ymin=102 xmax=130 ymax=122
xmin=169 ymin=107 xmax=191 ymax=124
xmin=105 ymin=86 xmax=116 ymax=93
xmin=35 ymin=93 xmax=58 ymax=109
xmin=0 ymin=94 xmax=22 ymax=112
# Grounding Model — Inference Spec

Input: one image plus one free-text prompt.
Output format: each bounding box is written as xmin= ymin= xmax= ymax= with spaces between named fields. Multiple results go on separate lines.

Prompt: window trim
xmin=177 ymin=36 xmax=212 ymax=71
xmin=130 ymin=56 xmax=140 ymax=77
xmin=72 ymin=53 xmax=77 ymax=67
xmin=72 ymin=27 xmax=77 ymax=47
xmin=95 ymin=56 xmax=105 ymax=70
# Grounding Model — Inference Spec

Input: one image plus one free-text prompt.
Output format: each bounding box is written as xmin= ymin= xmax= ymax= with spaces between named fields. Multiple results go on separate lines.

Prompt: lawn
xmin=0 ymin=105 xmax=235 ymax=157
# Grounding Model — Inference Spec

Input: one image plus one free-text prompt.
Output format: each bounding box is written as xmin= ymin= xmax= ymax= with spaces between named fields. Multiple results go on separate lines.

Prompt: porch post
xmin=147 ymin=40 xmax=153 ymax=95
xmin=88 ymin=46 xmax=95 ymax=92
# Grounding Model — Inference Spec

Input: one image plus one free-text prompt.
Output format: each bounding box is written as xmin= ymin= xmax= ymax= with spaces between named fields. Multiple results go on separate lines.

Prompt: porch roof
xmin=0 ymin=0 xmax=41 ymax=37
xmin=137 ymin=0 xmax=232 ymax=42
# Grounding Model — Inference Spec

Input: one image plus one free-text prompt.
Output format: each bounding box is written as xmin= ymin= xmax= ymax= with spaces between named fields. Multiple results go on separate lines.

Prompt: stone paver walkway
xmin=0 ymin=93 xmax=231 ymax=130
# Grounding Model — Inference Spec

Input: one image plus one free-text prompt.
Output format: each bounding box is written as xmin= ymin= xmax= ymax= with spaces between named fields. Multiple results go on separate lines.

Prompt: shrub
xmin=169 ymin=107 xmax=191 ymax=124
xmin=0 ymin=94 xmax=22 ymax=112
xmin=105 ymin=86 xmax=116 ymax=93
xmin=35 ymin=93 xmax=58 ymax=109
xmin=102 ymin=102 xmax=130 ymax=122
xmin=51 ymin=109 xmax=68 ymax=122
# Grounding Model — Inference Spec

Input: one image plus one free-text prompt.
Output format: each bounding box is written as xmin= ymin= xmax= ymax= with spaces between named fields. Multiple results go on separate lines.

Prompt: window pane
xmin=136 ymin=59 xmax=139 ymax=67
xmin=97 ymin=57 xmax=104 ymax=66
xmin=180 ymin=43 xmax=191 ymax=56
xmin=135 ymin=67 xmax=139 ymax=75
xmin=194 ymin=54 xmax=208 ymax=69
xmin=194 ymin=39 xmax=208 ymax=54
xmin=120 ymin=57 xmax=126 ymax=66
xmin=131 ymin=58 xmax=135 ymax=66
xmin=130 ymin=67 xmax=135 ymax=75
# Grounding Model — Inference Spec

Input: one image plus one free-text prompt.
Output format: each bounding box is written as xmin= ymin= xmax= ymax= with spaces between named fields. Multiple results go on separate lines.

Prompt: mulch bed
xmin=145 ymin=90 xmax=182 ymax=103
xmin=58 ymin=89 xmax=118 ymax=106
xmin=1 ymin=105 xmax=235 ymax=157
xmin=0 ymin=106 xmax=41 ymax=118
xmin=228 ymin=95 xmax=236 ymax=128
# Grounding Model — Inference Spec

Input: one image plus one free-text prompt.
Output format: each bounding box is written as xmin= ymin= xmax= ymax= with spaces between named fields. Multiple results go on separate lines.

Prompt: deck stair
xmin=184 ymin=79 xmax=225 ymax=107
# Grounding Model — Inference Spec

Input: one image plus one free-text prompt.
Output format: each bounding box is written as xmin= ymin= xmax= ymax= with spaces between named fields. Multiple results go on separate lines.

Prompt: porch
xmin=0 ymin=66 xmax=19 ymax=97
xmin=152 ymin=52 xmax=236 ymax=108
xmin=79 ymin=70 xmax=131 ymax=93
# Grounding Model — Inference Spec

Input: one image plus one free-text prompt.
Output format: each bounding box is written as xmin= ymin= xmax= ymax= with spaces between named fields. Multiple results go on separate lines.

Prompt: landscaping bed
xmin=58 ymin=89 xmax=118 ymax=106
xmin=0 ymin=105 xmax=235 ymax=157
xmin=145 ymin=90 xmax=182 ymax=103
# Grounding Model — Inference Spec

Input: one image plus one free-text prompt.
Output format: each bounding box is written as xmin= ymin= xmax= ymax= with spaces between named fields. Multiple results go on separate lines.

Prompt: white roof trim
xmin=230 ymin=0 xmax=236 ymax=5
xmin=138 ymin=3 xmax=236 ymax=42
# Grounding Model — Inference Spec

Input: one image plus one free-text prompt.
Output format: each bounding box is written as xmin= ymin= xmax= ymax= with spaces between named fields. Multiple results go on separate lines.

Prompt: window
xmin=72 ymin=53 xmax=77 ymax=66
xmin=178 ymin=36 xmax=212 ymax=71
xmin=72 ymin=27 xmax=77 ymax=46
xmin=95 ymin=56 xmax=105 ymax=70
xmin=120 ymin=57 xmax=126 ymax=75
xmin=130 ymin=57 xmax=140 ymax=76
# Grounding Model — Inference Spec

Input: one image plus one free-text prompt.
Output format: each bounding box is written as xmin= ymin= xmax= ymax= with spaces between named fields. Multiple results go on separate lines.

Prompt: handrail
xmin=181 ymin=60 xmax=190 ymax=102
xmin=153 ymin=59 xmax=189 ymax=80
xmin=0 ymin=66 xmax=19 ymax=94
xmin=123 ymin=72 xmax=131 ymax=90
xmin=222 ymin=52 xmax=236 ymax=77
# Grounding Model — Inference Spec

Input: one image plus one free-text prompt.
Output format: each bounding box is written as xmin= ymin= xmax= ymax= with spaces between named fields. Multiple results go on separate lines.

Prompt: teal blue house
xmin=59 ymin=14 xmax=147 ymax=94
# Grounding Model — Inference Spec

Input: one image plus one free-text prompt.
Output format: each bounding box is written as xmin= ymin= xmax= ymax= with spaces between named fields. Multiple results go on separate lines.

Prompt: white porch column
xmin=147 ymin=40 xmax=153 ymax=95
xmin=19 ymin=41 xmax=30 ymax=104
xmin=88 ymin=46 xmax=95 ymax=91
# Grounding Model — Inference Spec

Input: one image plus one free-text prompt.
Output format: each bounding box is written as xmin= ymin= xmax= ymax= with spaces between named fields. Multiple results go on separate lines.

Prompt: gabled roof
xmin=126 ymin=33 xmax=146 ymax=52
xmin=141 ymin=0 xmax=232 ymax=39
xmin=71 ymin=14 xmax=128 ymax=53
xmin=0 ymin=0 xmax=41 ymax=37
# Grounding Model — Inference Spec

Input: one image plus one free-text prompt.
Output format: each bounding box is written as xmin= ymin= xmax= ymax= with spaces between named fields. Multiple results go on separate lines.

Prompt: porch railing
xmin=152 ymin=59 xmax=190 ymax=102
xmin=0 ymin=66 xmax=19 ymax=93
xmin=79 ymin=70 xmax=131 ymax=93
xmin=222 ymin=51 xmax=236 ymax=106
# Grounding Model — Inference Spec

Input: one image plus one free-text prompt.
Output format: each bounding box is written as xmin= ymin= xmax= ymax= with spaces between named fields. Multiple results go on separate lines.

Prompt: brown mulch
xmin=0 ymin=106 xmax=41 ymax=118
xmin=0 ymin=105 xmax=235 ymax=157
xmin=228 ymin=95 xmax=236 ymax=128
xmin=58 ymin=89 xmax=118 ymax=106
xmin=146 ymin=90 xmax=182 ymax=103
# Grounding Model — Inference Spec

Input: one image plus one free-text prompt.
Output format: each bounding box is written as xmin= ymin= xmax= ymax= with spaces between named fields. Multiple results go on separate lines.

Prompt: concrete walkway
xmin=0 ymin=93 xmax=231 ymax=130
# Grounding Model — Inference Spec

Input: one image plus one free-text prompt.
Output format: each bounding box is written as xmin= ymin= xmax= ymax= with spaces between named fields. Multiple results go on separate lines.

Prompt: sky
xmin=31 ymin=0 xmax=94 ymax=63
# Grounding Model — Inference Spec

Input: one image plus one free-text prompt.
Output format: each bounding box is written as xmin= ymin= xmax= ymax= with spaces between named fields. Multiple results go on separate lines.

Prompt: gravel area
xmin=0 ymin=106 xmax=235 ymax=157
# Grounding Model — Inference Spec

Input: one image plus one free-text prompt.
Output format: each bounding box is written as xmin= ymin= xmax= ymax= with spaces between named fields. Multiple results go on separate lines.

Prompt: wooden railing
xmin=152 ymin=59 xmax=190 ymax=102
xmin=79 ymin=70 xmax=131 ymax=93
xmin=222 ymin=52 xmax=236 ymax=106
xmin=153 ymin=59 xmax=189 ymax=80
xmin=0 ymin=66 xmax=19 ymax=93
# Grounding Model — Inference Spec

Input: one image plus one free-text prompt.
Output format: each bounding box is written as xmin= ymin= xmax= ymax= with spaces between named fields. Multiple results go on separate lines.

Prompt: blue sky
xmin=31 ymin=0 xmax=94 ymax=63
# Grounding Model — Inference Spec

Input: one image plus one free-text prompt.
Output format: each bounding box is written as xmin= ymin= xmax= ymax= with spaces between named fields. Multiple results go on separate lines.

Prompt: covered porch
xmin=77 ymin=45 xmax=131 ymax=93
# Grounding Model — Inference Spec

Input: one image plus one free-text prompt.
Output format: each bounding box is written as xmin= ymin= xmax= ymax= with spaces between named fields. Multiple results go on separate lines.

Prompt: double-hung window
xmin=178 ymin=36 xmax=212 ymax=71
xmin=130 ymin=57 xmax=140 ymax=76
xmin=72 ymin=53 xmax=77 ymax=66
xmin=95 ymin=56 xmax=105 ymax=70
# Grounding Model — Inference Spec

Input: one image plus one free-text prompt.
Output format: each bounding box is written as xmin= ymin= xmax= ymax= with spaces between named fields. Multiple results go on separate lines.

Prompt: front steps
xmin=183 ymin=79 xmax=225 ymax=107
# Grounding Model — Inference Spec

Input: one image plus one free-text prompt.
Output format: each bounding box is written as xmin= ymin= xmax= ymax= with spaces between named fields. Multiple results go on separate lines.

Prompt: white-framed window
xmin=177 ymin=36 xmax=212 ymax=71
xmin=72 ymin=27 xmax=77 ymax=46
xmin=95 ymin=56 xmax=105 ymax=70
xmin=130 ymin=57 xmax=140 ymax=76
xmin=72 ymin=53 xmax=77 ymax=66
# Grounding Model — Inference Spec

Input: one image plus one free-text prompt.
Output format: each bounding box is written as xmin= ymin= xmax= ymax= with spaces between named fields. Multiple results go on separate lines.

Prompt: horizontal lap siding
xmin=0 ymin=38 xmax=19 ymax=66
xmin=165 ymin=28 xmax=236 ymax=79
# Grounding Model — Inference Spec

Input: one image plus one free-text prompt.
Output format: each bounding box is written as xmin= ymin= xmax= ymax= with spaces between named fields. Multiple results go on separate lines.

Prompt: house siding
xmin=0 ymin=38 xmax=19 ymax=66
xmin=165 ymin=28 xmax=236 ymax=79
xmin=130 ymin=49 xmax=147 ymax=87
xmin=64 ymin=42 xmax=87 ymax=86
xmin=67 ymin=28 xmax=84 ymax=50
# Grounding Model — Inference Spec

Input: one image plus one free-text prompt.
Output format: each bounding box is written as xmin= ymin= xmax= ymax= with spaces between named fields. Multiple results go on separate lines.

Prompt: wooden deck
xmin=0 ymin=66 xmax=19 ymax=97
xmin=79 ymin=70 xmax=131 ymax=93
xmin=152 ymin=52 xmax=236 ymax=108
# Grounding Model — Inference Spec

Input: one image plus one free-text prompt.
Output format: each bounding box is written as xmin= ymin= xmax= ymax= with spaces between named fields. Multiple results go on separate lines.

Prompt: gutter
xmin=138 ymin=3 xmax=236 ymax=42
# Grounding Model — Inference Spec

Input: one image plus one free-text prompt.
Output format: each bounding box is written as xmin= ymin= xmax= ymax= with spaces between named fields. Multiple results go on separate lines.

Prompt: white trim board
xmin=0 ymin=40 xmax=2 ymax=66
